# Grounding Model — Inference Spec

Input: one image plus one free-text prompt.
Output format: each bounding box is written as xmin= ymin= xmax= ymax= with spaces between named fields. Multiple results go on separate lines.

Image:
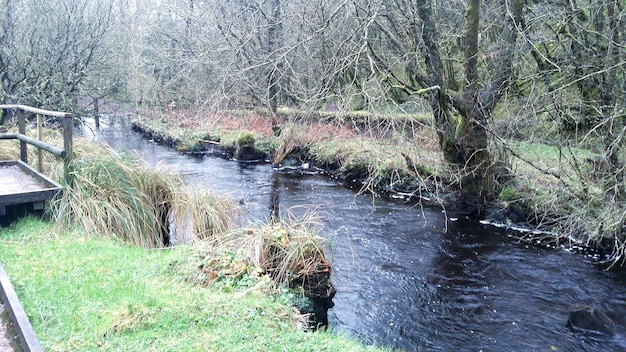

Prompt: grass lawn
xmin=0 ymin=217 xmax=385 ymax=352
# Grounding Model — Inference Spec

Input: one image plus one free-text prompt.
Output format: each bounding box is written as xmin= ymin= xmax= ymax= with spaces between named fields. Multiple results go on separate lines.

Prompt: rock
xmin=567 ymin=304 xmax=616 ymax=336
xmin=235 ymin=145 xmax=267 ymax=161
xmin=309 ymin=286 xmax=336 ymax=329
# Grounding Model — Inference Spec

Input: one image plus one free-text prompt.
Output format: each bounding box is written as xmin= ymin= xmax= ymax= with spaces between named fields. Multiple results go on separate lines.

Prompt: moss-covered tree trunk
xmin=417 ymin=0 xmax=523 ymax=206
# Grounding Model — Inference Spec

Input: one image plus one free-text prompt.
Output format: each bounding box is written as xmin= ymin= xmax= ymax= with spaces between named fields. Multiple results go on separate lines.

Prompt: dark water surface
xmin=84 ymin=116 xmax=626 ymax=351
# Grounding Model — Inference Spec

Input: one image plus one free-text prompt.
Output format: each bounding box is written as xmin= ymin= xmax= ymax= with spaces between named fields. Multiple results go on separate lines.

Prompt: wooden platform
xmin=0 ymin=160 xmax=62 ymax=216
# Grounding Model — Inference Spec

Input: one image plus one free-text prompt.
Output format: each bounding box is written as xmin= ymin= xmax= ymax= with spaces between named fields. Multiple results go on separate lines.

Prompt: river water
xmin=84 ymin=116 xmax=626 ymax=351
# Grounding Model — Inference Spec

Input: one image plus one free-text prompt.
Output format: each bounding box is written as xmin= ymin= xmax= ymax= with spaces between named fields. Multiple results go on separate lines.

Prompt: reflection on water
xmin=83 ymin=116 xmax=626 ymax=351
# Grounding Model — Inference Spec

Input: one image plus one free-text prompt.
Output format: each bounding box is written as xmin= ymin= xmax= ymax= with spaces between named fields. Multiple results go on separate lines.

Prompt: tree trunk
xmin=267 ymin=0 xmax=282 ymax=116
xmin=416 ymin=0 xmax=523 ymax=205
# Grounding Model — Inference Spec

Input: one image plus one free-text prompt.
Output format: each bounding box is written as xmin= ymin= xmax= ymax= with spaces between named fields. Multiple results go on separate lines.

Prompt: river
xmin=83 ymin=115 xmax=626 ymax=351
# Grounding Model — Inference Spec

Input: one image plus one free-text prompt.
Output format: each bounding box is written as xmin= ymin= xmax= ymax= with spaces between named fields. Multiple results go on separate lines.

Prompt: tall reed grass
xmin=49 ymin=139 xmax=235 ymax=248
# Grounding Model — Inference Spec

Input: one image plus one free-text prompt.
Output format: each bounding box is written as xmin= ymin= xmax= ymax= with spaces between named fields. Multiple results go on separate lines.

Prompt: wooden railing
xmin=0 ymin=104 xmax=73 ymax=185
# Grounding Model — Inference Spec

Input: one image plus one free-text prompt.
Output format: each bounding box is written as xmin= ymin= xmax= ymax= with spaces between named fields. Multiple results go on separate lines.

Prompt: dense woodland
xmin=1 ymin=0 xmax=625 ymax=263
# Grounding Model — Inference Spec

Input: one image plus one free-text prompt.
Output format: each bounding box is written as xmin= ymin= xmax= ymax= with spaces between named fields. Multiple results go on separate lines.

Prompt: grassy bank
xmin=135 ymin=107 xmax=626 ymax=266
xmin=0 ymin=218 xmax=383 ymax=351
xmin=0 ymin=126 xmax=383 ymax=350
xmin=136 ymin=107 xmax=448 ymax=204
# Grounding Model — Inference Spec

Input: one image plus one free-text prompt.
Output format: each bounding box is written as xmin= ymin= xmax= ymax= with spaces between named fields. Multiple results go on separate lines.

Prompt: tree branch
xmin=480 ymin=0 xmax=525 ymax=116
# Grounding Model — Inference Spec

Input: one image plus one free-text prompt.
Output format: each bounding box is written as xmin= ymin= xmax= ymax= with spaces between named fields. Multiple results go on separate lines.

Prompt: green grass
xmin=509 ymin=140 xmax=597 ymax=168
xmin=501 ymin=139 xmax=626 ymax=265
xmin=506 ymin=140 xmax=600 ymax=190
xmin=0 ymin=218 xmax=387 ymax=352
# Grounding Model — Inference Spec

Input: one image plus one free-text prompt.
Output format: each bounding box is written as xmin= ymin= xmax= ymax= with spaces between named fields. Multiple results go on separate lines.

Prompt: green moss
xmin=237 ymin=131 xmax=256 ymax=147
xmin=219 ymin=131 xmax=239 ymax=149
xmin=499 ymin=186 xmax=521 ymax=202
xmin=255 ymin=136 xmax=280 ymax=155
xmin=453 ymin=114 xmax=466 ymax=140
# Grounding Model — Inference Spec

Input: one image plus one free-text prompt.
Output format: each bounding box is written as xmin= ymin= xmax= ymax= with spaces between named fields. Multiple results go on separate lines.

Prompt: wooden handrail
xmin=0 ymin=104 xmax=73 ymax=185
xmin=0 ymin=133 xmax=67 ymax=158
xmin=0 ymin=104 xmax=71 ymax=118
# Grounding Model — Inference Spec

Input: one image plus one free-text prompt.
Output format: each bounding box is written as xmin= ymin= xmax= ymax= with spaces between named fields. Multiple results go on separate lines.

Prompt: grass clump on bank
xmin=50 ymin=139 xmax=234 ymax=247
xmin=191 ymin=209 xmax=333 ymax=303
xmin=0 ymin=218 xmax=385 ymax=352
xmin=198 ymin=209 xmax=330 ymax=288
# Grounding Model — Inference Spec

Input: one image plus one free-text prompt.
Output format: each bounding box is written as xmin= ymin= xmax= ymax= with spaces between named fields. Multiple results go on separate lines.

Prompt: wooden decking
xmin=0 ymin=160 xmax=62 ymax=216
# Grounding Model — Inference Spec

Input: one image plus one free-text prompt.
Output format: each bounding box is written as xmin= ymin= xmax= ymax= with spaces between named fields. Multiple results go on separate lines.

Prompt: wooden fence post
xmin=37 ymin=114 xmax=44 ymax=172
xmin=63 ymin=114 xmax=73 ymax=185
xmin=17 ymin=110 xmax=27 ymax=163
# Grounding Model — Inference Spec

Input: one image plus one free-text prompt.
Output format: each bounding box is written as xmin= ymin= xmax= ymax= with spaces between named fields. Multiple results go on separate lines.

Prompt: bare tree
xmin=0 ymin=0 xmax=114 ymax=111
xmin=346 ymin=0 xmax=525 ymax=204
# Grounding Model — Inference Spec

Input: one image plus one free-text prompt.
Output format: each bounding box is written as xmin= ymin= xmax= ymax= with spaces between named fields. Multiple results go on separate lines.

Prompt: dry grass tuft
xmin=49 ymin=138 xmax=235 ymax=248
xmin=196 ymin=207 xmax=331 ymax=289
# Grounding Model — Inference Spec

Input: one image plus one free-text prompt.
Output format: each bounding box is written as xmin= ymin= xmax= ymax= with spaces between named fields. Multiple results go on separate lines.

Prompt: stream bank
xmin=129 ymin=116 xmax=612 ymax=263
xmin=131 ymin=119 xmax=455 ymax=207
xmin=92 ymin=114 xmax=626 ymax=351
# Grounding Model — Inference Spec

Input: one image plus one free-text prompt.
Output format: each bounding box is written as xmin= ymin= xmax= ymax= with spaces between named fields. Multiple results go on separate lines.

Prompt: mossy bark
xmin=416 ymin=0 xmax=522 ymax=207
xmin=442 ymin=110 xmax=500 ymax=203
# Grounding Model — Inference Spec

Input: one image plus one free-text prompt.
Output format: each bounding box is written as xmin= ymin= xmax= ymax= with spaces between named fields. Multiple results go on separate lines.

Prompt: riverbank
xmin=131 ymin=107 xmax=625 ymax=266
xmin=0 ymin=217 xmax=386 ymax=351
xmin=134 ymin=108 xmax=452 ymax=206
